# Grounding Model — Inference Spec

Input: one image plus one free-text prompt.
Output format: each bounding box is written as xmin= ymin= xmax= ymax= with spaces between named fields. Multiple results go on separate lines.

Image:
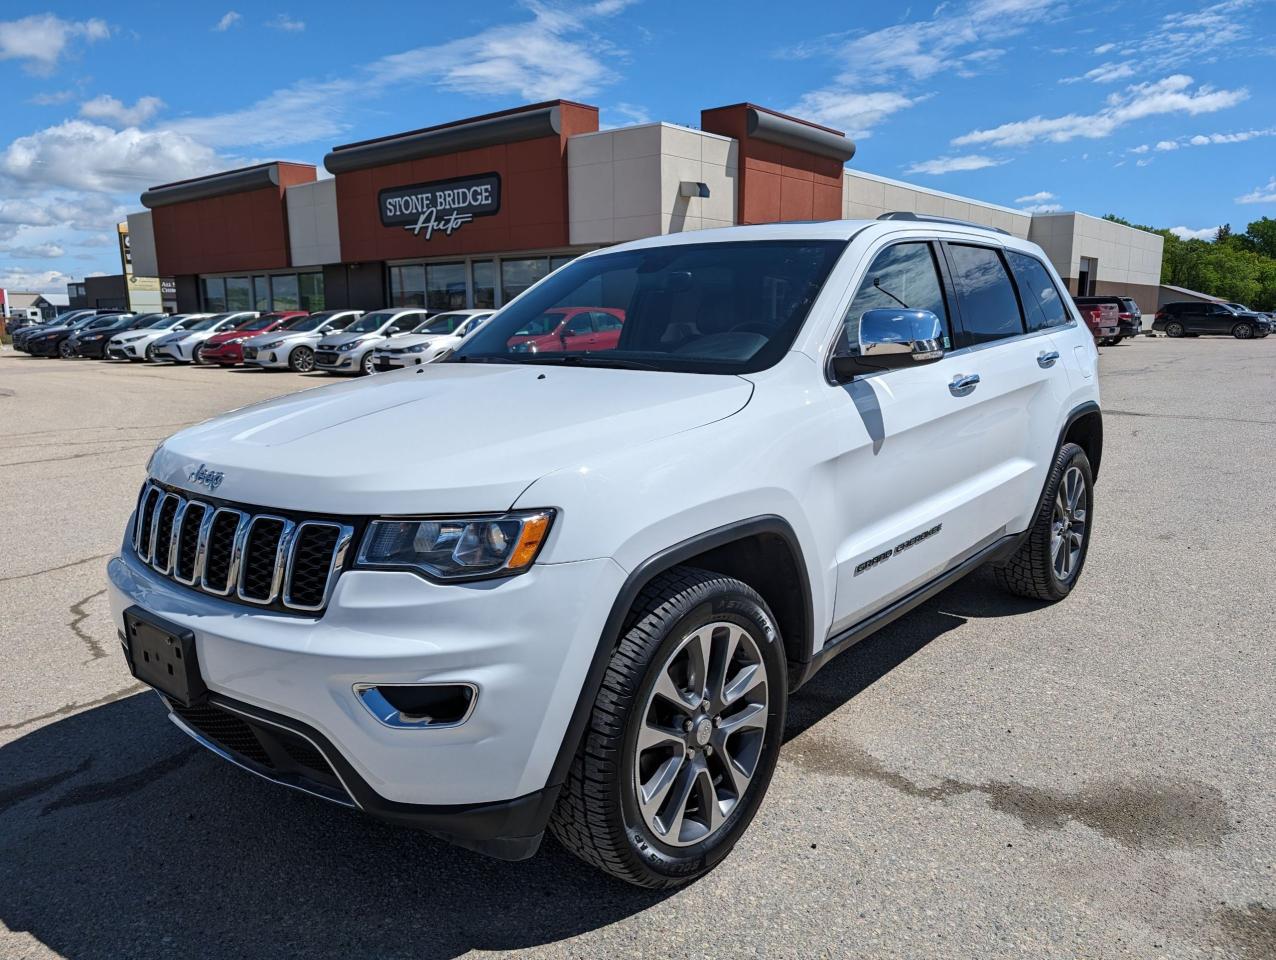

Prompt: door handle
xmin=1037 ymin=350 xmax=1060 ymax=368
xmin=949 ymin=373 xmax=980 ymax=396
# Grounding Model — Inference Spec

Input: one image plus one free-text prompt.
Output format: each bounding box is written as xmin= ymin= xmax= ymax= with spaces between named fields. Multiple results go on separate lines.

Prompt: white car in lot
xmin=107 ymin=314 xmax=211 ymax=362
xmin=109 ymin=217 xmax=1102 ymax=887
xmin=152 ymin=312 xmax=257 ymax=364
xmin=242 ymin=310 xmax=364 ymax=372
xmin=313 ymin=308 xmax=430 ymax=375
xmin=372 ymin=309 xmax=493 ymax=371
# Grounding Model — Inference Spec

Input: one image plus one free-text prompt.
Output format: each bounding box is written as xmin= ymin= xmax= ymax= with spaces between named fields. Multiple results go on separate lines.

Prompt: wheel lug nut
xmin=705 ymin=745 xmax=714 ymax=756
xmin=683 ymin=719 xmax=694 ymax=733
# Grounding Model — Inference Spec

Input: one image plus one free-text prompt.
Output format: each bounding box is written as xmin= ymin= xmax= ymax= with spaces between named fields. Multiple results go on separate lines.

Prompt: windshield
xmin=413 ymin=313 xmax=471 ymax=334
xmin=235 ymin=315 xmax=276 ymax=332
xmin=148 ymin=316 xmax=175 ymax=328
xmin=187 ymin=314 xmax=232 ymax=332
xmin=279 ymin=314 xmax=317 ymax=330
xmin=452 ymin=240 xmax=846 ymax=374
xmin=342 ymin=311 xmax=397 ymax=334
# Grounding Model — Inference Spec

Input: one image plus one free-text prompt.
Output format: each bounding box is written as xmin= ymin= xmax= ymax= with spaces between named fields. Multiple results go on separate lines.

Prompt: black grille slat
xmin=240 ymin=518 xmax=285 ymax=601
xmin=172 ymin=702 xmax=273 ymax=767
xmin=203 ymin=512 xmax=241 ymax=593
xmin=152 ymin=496 xmax=179 ymax=571
xmin=175 ymin=503 xmax=207 ymax=582
xmin=287 ymin=525 xmax=341 ymax=608
xmin=136 ymin=488 xmax=161 ymax=560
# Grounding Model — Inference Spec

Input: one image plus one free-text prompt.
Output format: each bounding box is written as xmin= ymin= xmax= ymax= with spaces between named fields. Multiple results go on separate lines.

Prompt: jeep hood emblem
xmin=188 ymin=464 xmax=225 ymax=493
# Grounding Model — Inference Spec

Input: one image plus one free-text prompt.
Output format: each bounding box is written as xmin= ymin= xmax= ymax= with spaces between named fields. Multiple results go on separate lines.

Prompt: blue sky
xmin=1 ymin=0 xmax=1273 ymax=292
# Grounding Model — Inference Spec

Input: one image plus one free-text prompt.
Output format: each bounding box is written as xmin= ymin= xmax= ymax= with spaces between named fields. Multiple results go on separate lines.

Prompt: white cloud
xmin=1236 ymin=177 xmax=1276 ymax=204
xmin=785 ymin=90 xmax=918 ymax=140
xmin=0 ymin=266 xmax=77 ymax=293
xmin=1019 ymin=202 xmax=1063 ymax=213
xmin=1014 ymin=190 xmax=1055 ymax=203
xmin=214 ymin=11 xmax=242 ymax=31
xmin=604 ymin=102 xmax=652 ymax=127
xmin=1169 ymin=225 xmax=1219 ymax=240
xmin=1129 ymin=143 xmax=1150 ymax=153
xmin=266 ymin=14 xmax=305 ymax=32
xmin=1094 ymin=42 xmax=1116 ymax=54
xmin=1155 ymin=139 xmax=1179 ymax=151
xmin=30 ymin=89 xmax=76 ymax=105
xmin=80 ymin=94 xmax=165 ymax=127
xmin=0 ymin=14 xmax=109 ymax=72
xmin=80 ymin=233 xmax=115 ymax=247
xmin=1061 ymin=61 xmax=1137 ymax=84
xmin=0 ymin=120 xmax=221 ymax=193
xmin=2 ymin=242 xmax=65 ymax=259
xmin=954 ymin=75 xmax=1247 ymax=148
xmin=904 ymin=154 xmax=1008 ymax=175
xmin=1136 ymin=157 xmax=1154 ymax=167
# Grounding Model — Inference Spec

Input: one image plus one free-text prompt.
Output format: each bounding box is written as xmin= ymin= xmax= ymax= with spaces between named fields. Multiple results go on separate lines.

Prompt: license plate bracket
xmin=124 ymin=606 xmax=208 ymax=707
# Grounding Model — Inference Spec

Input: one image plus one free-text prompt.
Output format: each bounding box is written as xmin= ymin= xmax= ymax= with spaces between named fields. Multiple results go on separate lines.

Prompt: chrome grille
xmin=131 ymin=481 xmax=353 ymax=615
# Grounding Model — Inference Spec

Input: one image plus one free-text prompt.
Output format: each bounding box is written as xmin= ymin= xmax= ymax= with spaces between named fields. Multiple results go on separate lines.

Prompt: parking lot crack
xmin=0 ymin=683 xmax=145 ymax=733
xmin=1106 ymin=408 xmax=1276 ymax=426
xmin=0 ymin=552 xmax=113 ymax=584
xmin=70 ymin=589 xmax=108 ymax=662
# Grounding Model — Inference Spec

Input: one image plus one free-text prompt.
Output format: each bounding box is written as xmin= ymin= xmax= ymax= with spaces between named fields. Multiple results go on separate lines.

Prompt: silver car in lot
xmin=107 ymin=314 xmax=210 ymax=361
xmin=313 ymin=308 xmax=430 ymax=375
xmin=152 ymin=312 xmax=257 ymax=364
xmin=371 ymin=309 xmax=494 ymax=371
xmin=241 ymin=310 xmax=364 ymax=372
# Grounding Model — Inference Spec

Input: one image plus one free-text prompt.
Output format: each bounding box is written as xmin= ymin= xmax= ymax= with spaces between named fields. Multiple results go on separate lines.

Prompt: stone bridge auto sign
xmin=379 ymin=173 xmax=501 ymax=241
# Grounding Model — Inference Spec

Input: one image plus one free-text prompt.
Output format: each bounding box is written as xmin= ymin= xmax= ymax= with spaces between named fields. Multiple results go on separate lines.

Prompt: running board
xmin=789 ymin=531 xmax=1025 ymax=691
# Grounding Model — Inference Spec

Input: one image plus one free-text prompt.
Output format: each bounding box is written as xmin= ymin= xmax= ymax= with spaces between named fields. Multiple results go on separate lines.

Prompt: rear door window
xmin=1005 ymin=251 xmax=1069 ymax=331
xmin=946 ymin=244 xmax=1026 ymax=346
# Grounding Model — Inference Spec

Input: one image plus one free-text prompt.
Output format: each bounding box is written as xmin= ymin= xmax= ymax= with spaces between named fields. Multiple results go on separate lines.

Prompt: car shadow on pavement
xmin=0 ymin=572 xmax=1041 ymax=960
xmin=784 ymin=569 xmax=1044 ymax=742
xmin=0 ymin=693 xmax=674 ymax=960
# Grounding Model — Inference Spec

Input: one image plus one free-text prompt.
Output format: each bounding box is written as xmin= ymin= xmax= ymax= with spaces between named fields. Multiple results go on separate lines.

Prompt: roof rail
xmin=877 ymin=211 xmax=1011 ymax=236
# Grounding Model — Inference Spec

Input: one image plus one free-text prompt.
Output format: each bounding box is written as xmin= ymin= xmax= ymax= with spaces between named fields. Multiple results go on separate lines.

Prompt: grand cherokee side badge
xmin=188 ymin=464 xmax=225 ymax=493
xmin=854 ymin=523 xmax=943 ymax=576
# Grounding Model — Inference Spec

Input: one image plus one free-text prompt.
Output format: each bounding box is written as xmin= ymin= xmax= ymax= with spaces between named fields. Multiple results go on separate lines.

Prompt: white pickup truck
xmin=109 ymin=216 xmax=1101 ymax=887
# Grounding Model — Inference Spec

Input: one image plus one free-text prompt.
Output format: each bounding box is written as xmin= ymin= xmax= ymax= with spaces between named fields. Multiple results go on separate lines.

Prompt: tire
xmin=992 ymin=442 xmax=1094 ymax=602
xmin=1165 ymin=321 xmax=1184 ymax=338
xmin=360 ymin=351 xmax=375 ymax=375
xmin=1232 ymin=323 xmax=1255 ymax=340
xmin=1110 ymin=335 xmax=1124 ymax=345
xmin=550 ymin=566 xmax=787 ymax=888
xmin=288 ymin=345 xmax=315 ymax=373
xmin=144 ymin=343 xmax=156 ymax=362
xmin=58 ymin=340 xmax=74 ymax=359
xmin=191 ymin=344 xmax=205 ymax=365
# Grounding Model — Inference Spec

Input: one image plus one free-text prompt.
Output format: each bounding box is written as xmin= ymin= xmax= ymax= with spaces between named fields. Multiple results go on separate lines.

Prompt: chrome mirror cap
xmin=859 ymin=308 xmax=945 ymax=360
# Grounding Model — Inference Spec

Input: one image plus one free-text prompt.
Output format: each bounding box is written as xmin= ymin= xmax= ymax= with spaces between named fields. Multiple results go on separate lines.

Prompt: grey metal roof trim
xmin=141 ymin=163 xmax=281 ymax=209
xmin=747 ymin=108 xmax=856 ymax=162
xmin=324 ymin=105 xmax=562 ymax=174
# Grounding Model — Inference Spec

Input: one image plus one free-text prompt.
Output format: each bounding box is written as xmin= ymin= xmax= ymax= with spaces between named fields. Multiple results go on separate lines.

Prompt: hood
xmin=207 ymin=328 xmax=256 ymax=345
xmin=245 ymin=329 xmax=311 ymax=346
xmin=317 ymin=332 xmax=383 ymax=350
xmin=150 ymin=363 xmax=754 ymax=515
xmin=376 ymin=333 xmax=447 ymax=351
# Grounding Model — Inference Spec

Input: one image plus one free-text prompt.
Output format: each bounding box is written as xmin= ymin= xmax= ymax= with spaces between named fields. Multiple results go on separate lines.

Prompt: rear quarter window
xmin=1006 ymin=251 xmax=1070 ymax=331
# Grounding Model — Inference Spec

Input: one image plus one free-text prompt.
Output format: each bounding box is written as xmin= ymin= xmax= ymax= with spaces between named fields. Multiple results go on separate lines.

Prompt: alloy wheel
xmin=1234 ymin=323 xmax=1253 ymax=339
xmin=634 ymin=621 xmax=769 ymax=847
xmin=59 ymin=341 xmax=73 ymax=358
xmin=291 ymin=346 xmax=314 ymax=372
xmin=361 ymin=352 xmax=374 ymax=375
xmin=1166 ymin=322 xmax=1183 ymax=338
xmin=1050 ymin=466 xmax=1087 ymax=582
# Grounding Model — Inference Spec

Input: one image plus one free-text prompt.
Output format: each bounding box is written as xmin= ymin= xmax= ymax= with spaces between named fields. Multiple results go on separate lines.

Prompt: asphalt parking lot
xmin=1 ymin=339 xmax=1274 ymax=960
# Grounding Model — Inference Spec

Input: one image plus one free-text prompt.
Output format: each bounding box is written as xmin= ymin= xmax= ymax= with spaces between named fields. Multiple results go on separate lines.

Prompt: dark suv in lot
xmin=1152 ymin=301 xmax=1272 ymax=339
xmin=1073 ymin=295 xmax=1142 ymax=343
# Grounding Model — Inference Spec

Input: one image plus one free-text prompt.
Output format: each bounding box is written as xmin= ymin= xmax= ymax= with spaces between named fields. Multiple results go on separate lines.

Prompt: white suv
xmin=108 ymin=218 xmax=1101 ymax=887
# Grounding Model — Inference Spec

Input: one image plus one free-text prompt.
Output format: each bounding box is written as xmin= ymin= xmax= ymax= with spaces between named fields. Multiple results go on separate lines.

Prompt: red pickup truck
xmin=200 ymin=312 xmax=308 ymax=366
xmin=1079 ymin=302 xmax=1119 ymax=345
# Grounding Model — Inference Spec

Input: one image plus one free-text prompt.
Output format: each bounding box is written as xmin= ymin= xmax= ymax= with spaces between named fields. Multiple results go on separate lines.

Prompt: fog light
xmin=354 ymin=683 xmax=477 ymax=728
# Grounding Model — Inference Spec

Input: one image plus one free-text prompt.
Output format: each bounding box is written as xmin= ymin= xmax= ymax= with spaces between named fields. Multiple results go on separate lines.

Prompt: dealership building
xmin=125 ymin=99 xmax=1165 ymax=316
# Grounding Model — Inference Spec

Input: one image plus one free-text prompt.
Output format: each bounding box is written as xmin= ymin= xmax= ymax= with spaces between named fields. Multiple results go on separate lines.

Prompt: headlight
xmin=407 ymin=343 xmax=428 ymax=354
xmin=119 ymin=333 xmax=145 ymax=342
xmin=259 ymin=339 xmax=285 ymax=349
xmin=337 ymin=339 xmax=363 ymax=351
xmin=355 ymin=510 xmax=554 ymax=581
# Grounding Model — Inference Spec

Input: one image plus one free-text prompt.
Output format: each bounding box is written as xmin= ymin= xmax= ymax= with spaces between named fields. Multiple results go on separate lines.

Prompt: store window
xmin=427 ymin=262 xmax=467 ymax=311
xmin=253 ymin=276 xmax=271 ymax=311
xmin=389 ymin=264 xmax=426 ymax=306
xmin=501 ymin=258 xmax=550 ymax=304
xmin=471 ymin=261 xmax=496 ymax=308
xmin=225 ymin=276 xmax=251 ymax=311
xmin=271 ymin=274 xmax=299 ymax=310
xmin=299 ymin=273 xmax=325 ymax=312
xmin=202 ymin=277 xmax=227 ymax=311
xmin=550 ymin=255 xmax=576 ymax=272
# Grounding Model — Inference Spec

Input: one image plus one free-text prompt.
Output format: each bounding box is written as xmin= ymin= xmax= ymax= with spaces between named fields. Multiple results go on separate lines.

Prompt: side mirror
xmin=831 ymin=308 xmax=945 ymax=381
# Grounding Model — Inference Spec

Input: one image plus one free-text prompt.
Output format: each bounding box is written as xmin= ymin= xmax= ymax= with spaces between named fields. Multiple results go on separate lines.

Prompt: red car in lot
xmin=507 ymin=306 xmax=625 ymax=354
xmin=200 ymin=312 xmax=308 ymax=366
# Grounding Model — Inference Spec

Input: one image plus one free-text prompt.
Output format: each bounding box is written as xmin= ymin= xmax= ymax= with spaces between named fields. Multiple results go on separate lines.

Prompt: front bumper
xmin=315 ymin=348 xmax=358 ymax=371
xmin=243 ymin=345 xmax=293 ymax=369
xmin=201 ymin=344 xmax=244 ymax=365
xmin=154 ymin=343 xmax=189 ymax=362
xmin=107 ymin=342 xmax=141 ymax=360
xmin=107 ymin=547 xmax=626 ymax=855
